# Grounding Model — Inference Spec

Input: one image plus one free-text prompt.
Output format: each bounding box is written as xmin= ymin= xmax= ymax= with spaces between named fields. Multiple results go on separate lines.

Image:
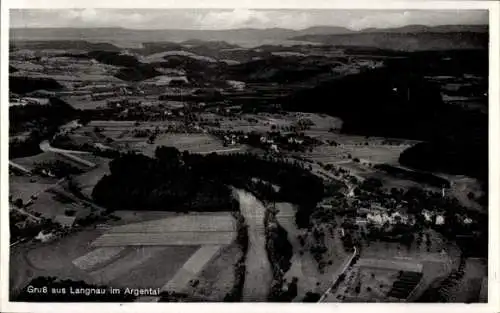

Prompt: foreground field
xmin=186 ymin=243 xmax=242 ymax=301
xmin=92 ymin=213 xmax=237 ymax=247
xmin=10 ymin=210 xmax=241 ymax=300
xmin=161 ymin=245 xmax=223 ymax=292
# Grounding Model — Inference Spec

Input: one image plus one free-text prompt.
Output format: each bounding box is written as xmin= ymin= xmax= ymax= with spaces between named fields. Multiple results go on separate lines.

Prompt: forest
xmin=92 ymin=147 xmax=325 ymax=220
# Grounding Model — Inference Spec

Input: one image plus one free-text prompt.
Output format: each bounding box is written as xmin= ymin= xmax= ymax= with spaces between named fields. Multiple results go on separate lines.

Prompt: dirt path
xmin=233 ymin=189 xmax=272 ymax=301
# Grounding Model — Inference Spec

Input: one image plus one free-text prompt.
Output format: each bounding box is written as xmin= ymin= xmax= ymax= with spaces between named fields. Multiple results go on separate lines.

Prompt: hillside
xmin=291 ymin=31 xmax=488 ymax=51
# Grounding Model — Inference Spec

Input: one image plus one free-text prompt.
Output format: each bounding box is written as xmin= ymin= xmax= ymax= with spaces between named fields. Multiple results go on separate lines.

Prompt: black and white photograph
xmin=1 ymin=1 xmax=498 ymax=311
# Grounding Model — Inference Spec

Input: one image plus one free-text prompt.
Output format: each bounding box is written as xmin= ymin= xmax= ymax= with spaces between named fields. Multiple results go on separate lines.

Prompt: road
xmin=40 ymin=140 xmax=89 ymax=155
xmin=9 ymin=161 xmax=32 ymax=174
xmin=233 ymin=189 xmax=272 ymax=301
xmin=198 ymin=148 xmax=243 ymax=155
xmin=40 ymin=140 xmax=96 ymax=168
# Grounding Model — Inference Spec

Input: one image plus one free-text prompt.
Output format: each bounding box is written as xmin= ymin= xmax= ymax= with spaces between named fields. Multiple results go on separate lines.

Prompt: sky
xmin=10 ymin=9 xmax=488 ymax=30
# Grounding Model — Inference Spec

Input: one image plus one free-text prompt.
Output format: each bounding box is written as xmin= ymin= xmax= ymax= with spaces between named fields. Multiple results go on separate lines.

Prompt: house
xmin=35 ymin=231 xmax=54 ymax=242
xmin=435 ymin=215 xmax=445 ymax=225
xmin=54 ymin=215 xmax=77 ymax=228
xmin=422 ymin=210 xmax=433 ymax=222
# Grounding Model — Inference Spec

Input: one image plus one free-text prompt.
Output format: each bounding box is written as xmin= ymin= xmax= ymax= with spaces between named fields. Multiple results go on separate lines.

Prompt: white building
xmin=435 ymin=215 xmax=445 ymax=225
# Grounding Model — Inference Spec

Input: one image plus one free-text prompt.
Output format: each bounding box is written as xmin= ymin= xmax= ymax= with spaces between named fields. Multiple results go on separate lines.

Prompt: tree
xmin=14 ymin=198 xmax=23 ymax=208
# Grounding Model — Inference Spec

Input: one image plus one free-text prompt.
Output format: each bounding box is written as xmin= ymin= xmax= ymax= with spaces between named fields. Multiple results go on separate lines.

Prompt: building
xmin=54 ymin=215 xmax=77 ymax=228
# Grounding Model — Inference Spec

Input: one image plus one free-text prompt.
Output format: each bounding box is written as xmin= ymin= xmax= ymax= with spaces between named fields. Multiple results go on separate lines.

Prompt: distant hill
xmin=291 ymin=31 xmax=488 ymax=51
xmin=10 ymin=40 xmax=120 ymax=51
xmin=10 ymin=24 xmax=488 ymax=50
xmin=360 ymin=24 xmax=488 ymax=33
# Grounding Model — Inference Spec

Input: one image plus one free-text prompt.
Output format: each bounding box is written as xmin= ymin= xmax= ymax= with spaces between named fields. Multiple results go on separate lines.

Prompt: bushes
xmin=303 ymin=291 xmax=321 ymax=302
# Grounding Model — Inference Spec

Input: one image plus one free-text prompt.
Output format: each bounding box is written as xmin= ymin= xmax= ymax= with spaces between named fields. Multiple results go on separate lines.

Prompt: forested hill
xmin=282 ymin=58 xmax=446 ymax=140
xmin=282 ymin=49 xmax=488 ymax=183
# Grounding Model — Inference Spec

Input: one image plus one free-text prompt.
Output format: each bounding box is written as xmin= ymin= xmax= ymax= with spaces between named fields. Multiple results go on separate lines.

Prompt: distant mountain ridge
xmin=10 ymin=24 xmax=487 ymax=50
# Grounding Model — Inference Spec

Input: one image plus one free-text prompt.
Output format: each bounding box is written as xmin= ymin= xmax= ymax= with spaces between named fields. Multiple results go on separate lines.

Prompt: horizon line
xmin=9 ymin=23 xmax=489 ymax=32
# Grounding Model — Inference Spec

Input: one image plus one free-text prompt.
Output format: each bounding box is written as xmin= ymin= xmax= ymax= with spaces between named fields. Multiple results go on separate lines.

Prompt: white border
xmin=1 ymin=1 xmax=499 ymax=313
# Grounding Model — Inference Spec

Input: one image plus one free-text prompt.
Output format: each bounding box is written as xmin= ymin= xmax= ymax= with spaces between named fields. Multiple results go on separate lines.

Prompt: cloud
xmin=194 ymin=9 xmax=271 ymax=29
xmin=10 ymin=9 xmax=488 ymax=30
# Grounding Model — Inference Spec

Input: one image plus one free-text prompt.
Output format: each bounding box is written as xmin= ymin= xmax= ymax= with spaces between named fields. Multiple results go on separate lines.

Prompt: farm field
xmin=9 ymin=227 xmax=107 ymax=294
xmin=61 ymin=95 xmax=107 ymax=110
xmin=89 ymin=247 xmax=166 ymax=284
xmin=444 ymin=258 xmax=487 ymax=302
xmin=91 ymin=232 xmax=236 ymax=247
xmin=72 ymin=247 xmax=126 ymax=271
xmin=303 ymin=143 xmax=409 ymax=165
xmin=24 ymin=188 xmax=91 ymax=219
xmin=356 ymin=258 xmax=423 ymax=273
xmin=132 ymin=133 xmax=244 ymax=157
xmin=187 ymin=243 xmax=242 ymax=301
xmin=161 ymin=245 xmax=223 ymax=293
xmin=9 ymin=174 xmax=60 ymax=203
xmin=11 ymin=151 xmax=87 ymax=171
xmin=71 ymin=159 xmax=110 ymax=198
xmin=92 ymin=212 xmax=237 ymax=246
xmin=108 ymin=210 xmax=179 ymax=225
xmin=328 ymin=256 xmax=425 ymax=302
xmin=108 ymin=214 xmax=236 ymax=233
xmin=203 ymin=113 xmax=294 ymax=133
xmin=108 ymin=246 xmax=199 ymax=289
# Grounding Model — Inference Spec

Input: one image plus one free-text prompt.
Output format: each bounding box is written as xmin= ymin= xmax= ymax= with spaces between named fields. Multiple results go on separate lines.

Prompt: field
xmin=355 ymin=230 xmax=459 ymax=301
xmin=186 ymin=243 xmax=242 ymax=301
xmin=10 ymin=227 xmax=107 ymax=294
xmin=345 ymin=266 xmax=400 ymax=302
xmin=356 ymin=258 xmax=423 ymax=273
xmin=9 ymin=174 xmax=59 ymax=203
xmin=91 ymin=232 xmax=236 ymax=247
xmin=72 ymin=247 xmax=126 ymax=271
xmin=11 ymin=151 xmax=87 ymax=171
xmin=71 ymin=159 xmax=111 ymax=198
xmin=72 ymin=121 xmax=245 ymax=157
xmin=444 ymin=258 xmax=488 ymax=302
xmin=161 ymin=245 xmax=223 ymax=292
xmin=89 ymin=247 xmax=168 ymax=284
xmin=61 ymin=95 xmax=108 ymax=110
xmin=133 ymin=133 xmax=243 ymax=157
xmin=202 ymin=113 xmax=294 ymax=133
xmin=108 ymin=246 xmax=199 ymax=289
xmin=108 ymin=214 xmax=236 ymax=233
xmin=303 ymin=142 xmax=410 ymax=165
xmin=328 ymin=257 xmax=425 ymax=302
xmin=24 ymin=188 xmax=91 ymax=219
xmin=11 ymin=209 xmax=241 ymax=300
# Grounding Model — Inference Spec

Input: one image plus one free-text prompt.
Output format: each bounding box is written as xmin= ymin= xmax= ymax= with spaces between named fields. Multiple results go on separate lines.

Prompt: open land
xmin=9 ymin=24 xmax=488 ymax=303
